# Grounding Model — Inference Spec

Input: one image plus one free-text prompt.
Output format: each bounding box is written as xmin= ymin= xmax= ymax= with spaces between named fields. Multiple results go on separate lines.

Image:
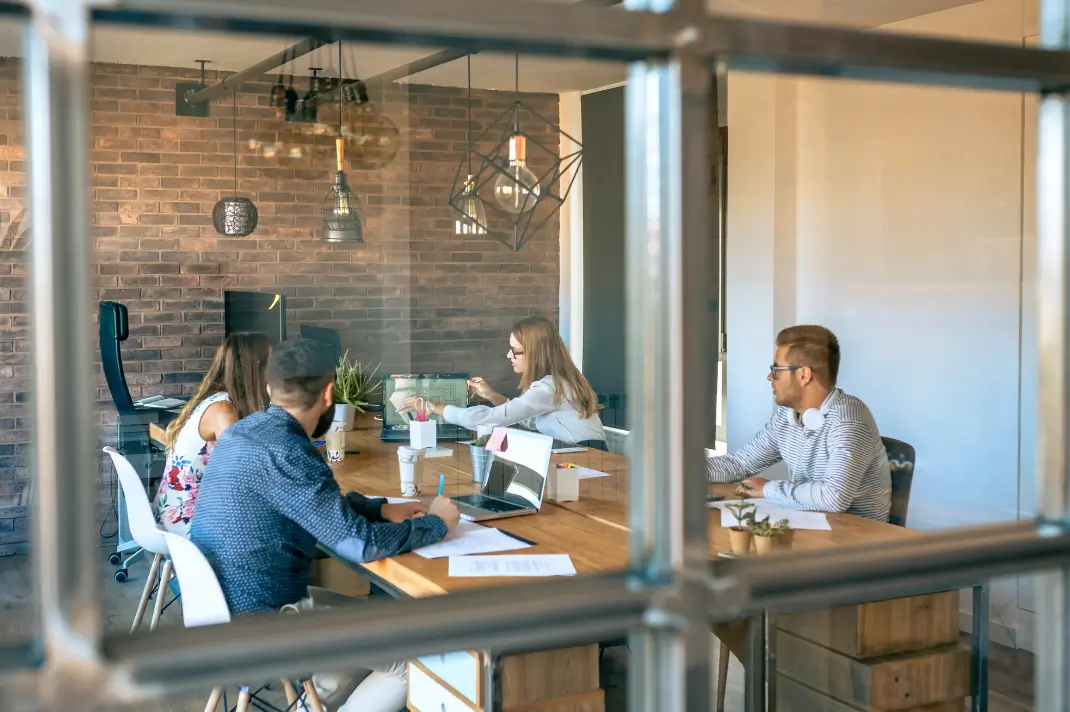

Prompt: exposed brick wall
xmin=0 ymin=61 xmax=561 ymax=553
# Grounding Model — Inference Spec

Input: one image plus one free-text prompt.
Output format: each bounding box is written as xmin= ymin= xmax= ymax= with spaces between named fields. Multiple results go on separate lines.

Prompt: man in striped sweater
xmin=707 ymin=325 xmax=891 ymax=521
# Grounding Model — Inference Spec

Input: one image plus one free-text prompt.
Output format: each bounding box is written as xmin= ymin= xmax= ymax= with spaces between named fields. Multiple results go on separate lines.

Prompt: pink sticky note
xmin=487 ymin=428 xmax=508 ymax=453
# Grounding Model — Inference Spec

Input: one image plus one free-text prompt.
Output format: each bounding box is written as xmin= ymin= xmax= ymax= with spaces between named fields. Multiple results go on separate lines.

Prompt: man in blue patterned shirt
xmin=191 ymin=338 xmax=457 ymax=614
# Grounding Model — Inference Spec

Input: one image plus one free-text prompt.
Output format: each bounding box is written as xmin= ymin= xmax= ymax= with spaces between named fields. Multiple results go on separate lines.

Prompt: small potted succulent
xmin=724 ymin=482 xmax=757 ymax=555
xmin=750 ymin=515 xmax=794 ymax=555
xmin=332 ymin=352 xmax=382 ymax=431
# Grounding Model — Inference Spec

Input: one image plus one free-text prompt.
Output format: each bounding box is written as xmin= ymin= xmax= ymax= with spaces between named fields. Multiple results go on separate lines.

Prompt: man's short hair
xmin=776 ymin=325 xmax=840 ymax=387
xmin=266 ymin=339 xmax=336 ymax=410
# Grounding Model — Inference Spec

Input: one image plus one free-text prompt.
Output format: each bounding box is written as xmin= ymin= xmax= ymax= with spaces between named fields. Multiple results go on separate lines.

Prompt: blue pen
xmin=438 ymin=474 xmax=445 ymax=497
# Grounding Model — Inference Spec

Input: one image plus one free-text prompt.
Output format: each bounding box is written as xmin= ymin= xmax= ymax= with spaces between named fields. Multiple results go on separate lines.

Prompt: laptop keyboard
xmin=453 ymin=494 xmax=527 ymax=513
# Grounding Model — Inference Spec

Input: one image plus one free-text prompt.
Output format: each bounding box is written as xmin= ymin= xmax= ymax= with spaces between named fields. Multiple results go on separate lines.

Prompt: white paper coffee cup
xmin=397 ymin=446 xmax=422 ymax=496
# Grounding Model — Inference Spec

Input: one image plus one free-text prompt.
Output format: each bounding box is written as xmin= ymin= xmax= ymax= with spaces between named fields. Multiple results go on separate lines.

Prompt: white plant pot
xmin=333 ymin=403 xmax=357 ymax=431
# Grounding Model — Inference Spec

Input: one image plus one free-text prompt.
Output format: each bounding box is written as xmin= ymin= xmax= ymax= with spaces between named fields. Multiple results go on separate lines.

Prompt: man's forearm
xmin=345 ymin=492 xmax=386 ymax=522
xmin=706 ymin=456 xmax=748 ymax=483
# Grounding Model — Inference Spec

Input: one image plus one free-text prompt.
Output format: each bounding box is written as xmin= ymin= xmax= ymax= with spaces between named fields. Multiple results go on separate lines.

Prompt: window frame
xmin=10 ymin=0 xmax=1070 ymax=710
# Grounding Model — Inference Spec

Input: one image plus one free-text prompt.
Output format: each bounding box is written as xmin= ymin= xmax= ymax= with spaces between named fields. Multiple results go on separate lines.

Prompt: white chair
xmin=160 ymin=532 xmax=325 ymax=712
xmin=103 ymin=446 xmax=175 ymax=634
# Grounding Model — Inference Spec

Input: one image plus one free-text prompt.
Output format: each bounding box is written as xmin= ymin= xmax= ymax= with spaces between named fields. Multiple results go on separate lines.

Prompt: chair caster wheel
xmin=108 ymin=553 xmax=122 ymax=566
xmin=114 ymin=569 xmax=128 ymax=583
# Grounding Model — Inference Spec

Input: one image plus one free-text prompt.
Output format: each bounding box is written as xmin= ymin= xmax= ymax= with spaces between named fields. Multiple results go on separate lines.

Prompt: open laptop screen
xmin=383 ymin=374 xmax=469 ymax=427
xmin=481 ymin=429 xmax=552 ymax=509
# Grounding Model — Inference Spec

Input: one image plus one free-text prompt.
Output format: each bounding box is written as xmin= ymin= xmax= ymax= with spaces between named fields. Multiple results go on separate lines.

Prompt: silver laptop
xmin=452 ymin=428 xmax=552 ymax=522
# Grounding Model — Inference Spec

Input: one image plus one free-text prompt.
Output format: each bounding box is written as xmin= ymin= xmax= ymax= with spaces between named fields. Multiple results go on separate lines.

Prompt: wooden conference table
xmin=148 ymin=417 xmax=974 ymax=712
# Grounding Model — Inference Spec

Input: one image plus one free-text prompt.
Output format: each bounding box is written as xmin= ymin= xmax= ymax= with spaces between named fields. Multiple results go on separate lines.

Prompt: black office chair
xmin=100 ymin=301 xmax=137 ymax=414
xmin=882 ymin=436 xmax=916 ymax=528
xmin=300 ymin=324 xmax=344 ymax=362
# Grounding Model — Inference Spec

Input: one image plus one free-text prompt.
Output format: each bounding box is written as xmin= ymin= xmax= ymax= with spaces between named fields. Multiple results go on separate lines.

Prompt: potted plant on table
xmin=723 ymin=483 xmax=757 ymax=555
xmin=469 ymin=433 xmax=493 ymax=483
xmin=750 ymin=515 xmax=794 ymax=555
xmin=332 ymin=352 xmax=382 ymax=431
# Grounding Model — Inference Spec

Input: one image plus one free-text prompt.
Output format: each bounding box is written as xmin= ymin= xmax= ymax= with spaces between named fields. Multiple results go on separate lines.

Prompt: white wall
xmin=726 ymin=0 xmax=1031 ymax=644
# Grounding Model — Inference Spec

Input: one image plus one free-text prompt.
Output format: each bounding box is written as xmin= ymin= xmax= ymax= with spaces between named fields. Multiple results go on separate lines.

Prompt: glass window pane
xmin=713 ymin=573 xmax=1036 ymax=711
xmin=707 ymin=0 xmax=1039 ymax=44
xmin=0 ymin=13 xmax=34 ymax=652
xmin=81 ymin=16 xmax=635 ymax=706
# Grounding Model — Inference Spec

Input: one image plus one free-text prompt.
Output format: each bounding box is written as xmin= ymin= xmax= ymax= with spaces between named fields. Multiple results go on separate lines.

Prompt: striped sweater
xmin=707 ymin=389 xmax=892 ymax=521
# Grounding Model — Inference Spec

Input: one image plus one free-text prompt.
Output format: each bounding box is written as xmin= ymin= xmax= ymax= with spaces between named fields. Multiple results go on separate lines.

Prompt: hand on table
xmin=428 ymin=496 xmax=461 ymax=532
xmin=381 ymin=500 xmax=429 ymax=523
xmin=741 ymin=477 xmax=768 ymax=493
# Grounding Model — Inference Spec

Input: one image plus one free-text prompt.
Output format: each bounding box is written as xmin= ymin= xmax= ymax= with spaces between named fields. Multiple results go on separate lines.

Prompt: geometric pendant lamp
xmin=449 ymin=53 xmax=581 ymax=252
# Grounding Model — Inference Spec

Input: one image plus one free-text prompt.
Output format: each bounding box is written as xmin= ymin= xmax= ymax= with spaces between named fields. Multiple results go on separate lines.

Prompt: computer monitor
xmin=299 ymin=324 xmax=343 ymax=362
xmin=381 ymin=373 xmax=470 ymax=441
xmin=223 ymin=290 xmax=287 ymax=345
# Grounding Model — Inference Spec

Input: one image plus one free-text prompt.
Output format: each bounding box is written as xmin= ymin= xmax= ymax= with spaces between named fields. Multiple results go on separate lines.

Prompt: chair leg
xmin=203 ymin=687 xmax=222 ymax=712
xmin=235 ymin=688 xmax=251 ymax=712
xmin=281 ymin=679 xmax=299 ymax=710
xmin=149 ymin=559 xmax=173 ymax=631
xmin=130 ymin=552 xmax=162 ymax=634
xmin=716 ymin=640 xmax=730 ymax=712
xmin=302 ymin=680 xmax=325 ymax=712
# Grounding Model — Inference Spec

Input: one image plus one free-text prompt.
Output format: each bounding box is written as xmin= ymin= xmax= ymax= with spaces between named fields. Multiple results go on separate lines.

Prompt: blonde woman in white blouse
xmin=406 ymin=316 xmax=605 ymax=448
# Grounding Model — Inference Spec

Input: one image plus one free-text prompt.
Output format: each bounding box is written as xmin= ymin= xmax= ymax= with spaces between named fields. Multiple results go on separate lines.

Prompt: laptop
xmin=452 ymin=428 xmax=553 ymax=522
xmin=380 ymin=373 xmax=472 ymax=442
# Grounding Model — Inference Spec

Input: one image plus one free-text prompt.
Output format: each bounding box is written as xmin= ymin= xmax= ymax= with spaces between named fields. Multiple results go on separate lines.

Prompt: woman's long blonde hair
xmin=162 ymin=332 xmax=271 ymax=448
xmin=513 ymin=316 xmax=599 ymax=419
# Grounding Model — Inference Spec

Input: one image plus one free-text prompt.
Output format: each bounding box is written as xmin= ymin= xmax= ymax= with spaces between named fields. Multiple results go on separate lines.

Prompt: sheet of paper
xmin=143 ymin=397 xmax=185 ymax=409
xmin=448 ymin=554 xmax=576 ymax=577
xmin=551 ymin=446 xmax=588 ymax=454
xmin=415 ymin=520 xmax=531 ymax=559
xmin=709 ymin=498 xmax=832 ymax=530
xmin=573 ymin=466 xmax=610 ymax=480
xmin=487 ymin=428 xmax=508 ymax=452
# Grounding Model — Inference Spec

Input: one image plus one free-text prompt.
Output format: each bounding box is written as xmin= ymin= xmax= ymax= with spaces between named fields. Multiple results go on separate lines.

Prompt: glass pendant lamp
xmin=492 ymin=134 xmax=540 ymax=215
xmin=321 ymin=41 xmax=363 ymax=243
xmin=454 ymin=55 xmax=488 ymax=234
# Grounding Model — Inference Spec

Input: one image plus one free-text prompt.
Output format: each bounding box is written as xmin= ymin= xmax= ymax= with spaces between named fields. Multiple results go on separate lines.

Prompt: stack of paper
xmin=448 ymin=554 xmax=576 ymax=577
xmin=415 ymin=520 xmax=531 ymax=559
xmin=709 ymin=498 xmax=831 ymax=530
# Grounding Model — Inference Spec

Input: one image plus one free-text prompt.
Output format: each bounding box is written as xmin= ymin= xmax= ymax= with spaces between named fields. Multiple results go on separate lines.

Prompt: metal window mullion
xmin=1036 ymin=2 xmax=1070 ymax=710
xmin=24 ymin=1 xmax=103 ymax=710
xmin=97 ymin=0 xmax=1070 ymax=94
xmin=623 ymin=0 xmax=713 ymax=692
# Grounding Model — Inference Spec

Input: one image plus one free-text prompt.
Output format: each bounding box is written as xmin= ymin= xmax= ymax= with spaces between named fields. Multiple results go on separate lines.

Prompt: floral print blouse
xmin=153 ymin=392 xmax=230 ymax=537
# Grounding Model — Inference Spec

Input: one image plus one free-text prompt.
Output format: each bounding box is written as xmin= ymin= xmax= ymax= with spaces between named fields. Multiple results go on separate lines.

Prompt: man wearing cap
xmin=191 ymin=338 xmax=460 ymax=712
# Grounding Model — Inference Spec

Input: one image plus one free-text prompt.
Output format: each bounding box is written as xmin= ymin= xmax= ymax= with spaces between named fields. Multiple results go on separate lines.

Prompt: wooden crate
xmin=777 ymin=675 xmax=966 ymax=712
xmin=777 ymin=629 xmax=970 ymax=711
xmin=777 ymin=591 xmax=959 ymax=659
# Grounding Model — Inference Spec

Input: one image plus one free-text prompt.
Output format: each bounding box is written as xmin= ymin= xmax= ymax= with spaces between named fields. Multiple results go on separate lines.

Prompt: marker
xmin=438 ymin=474 xmax=445 ymax=497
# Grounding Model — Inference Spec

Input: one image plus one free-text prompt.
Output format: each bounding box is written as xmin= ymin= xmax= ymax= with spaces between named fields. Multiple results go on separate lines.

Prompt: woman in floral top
xmin=153 ymin=332 xmax=271 ymax=536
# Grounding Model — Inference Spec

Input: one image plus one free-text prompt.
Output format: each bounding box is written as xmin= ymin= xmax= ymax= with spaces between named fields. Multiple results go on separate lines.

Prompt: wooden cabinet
xmin=776 ymin=592 xmax=969 ymax=712
xmin=407 ymin=644 xmax=603 ymax=712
